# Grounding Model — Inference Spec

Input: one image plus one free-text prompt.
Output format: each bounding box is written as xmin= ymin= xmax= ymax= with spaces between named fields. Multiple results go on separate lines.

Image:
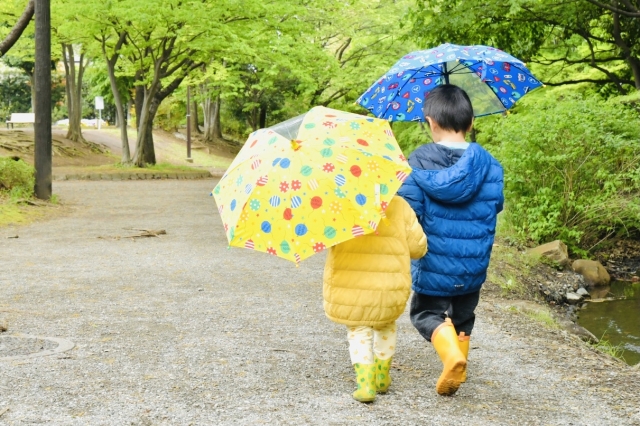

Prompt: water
xmin=577 ymin=281 xmax=640 ymax=366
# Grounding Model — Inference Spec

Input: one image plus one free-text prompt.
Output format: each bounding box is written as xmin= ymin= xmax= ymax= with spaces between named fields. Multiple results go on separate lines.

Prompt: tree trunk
xmin=62 ymin=44 xmax=85 ymax=142
xmin=132 ymin=88 xmax=159 ymax=167
xmin=102 ymin=32 xmax=130 ymax=163
xmin=202 ymin=92 xmax=222 ymax=143
xmin=629 ymin=57 xmax=640 ymax=91
xmin=33 ymin=0 xmax=51 ymax=200
xmin=192 ymin=100 xmax=201 ymax=134
xmin=259 ymin=106 xmax=267 ymax=129
xmin=135 ymin=82 xmax=144 ymax=132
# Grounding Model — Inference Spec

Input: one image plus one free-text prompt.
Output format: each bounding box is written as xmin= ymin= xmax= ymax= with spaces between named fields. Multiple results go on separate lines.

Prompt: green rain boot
xmin=352 ymin=363 xmax=376 ymax=402
xmin=375 ymin=356 xmax=392 ymax=393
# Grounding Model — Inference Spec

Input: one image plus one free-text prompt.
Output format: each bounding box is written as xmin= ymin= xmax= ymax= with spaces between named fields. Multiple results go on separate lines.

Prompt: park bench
xmin=5 ymin=113 xmax=35 ymax=129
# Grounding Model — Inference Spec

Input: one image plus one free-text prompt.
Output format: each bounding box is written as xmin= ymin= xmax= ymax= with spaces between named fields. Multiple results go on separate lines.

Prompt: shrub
xmin=0 ymin=157 xmax=35 ymax=198
xmin=478 ymin=92 xmax=640 ymax=254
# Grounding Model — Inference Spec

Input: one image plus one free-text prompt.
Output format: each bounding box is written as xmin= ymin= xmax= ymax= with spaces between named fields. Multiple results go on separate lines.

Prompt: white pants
xmin=347 ymin=323 xmax=397 ymax=365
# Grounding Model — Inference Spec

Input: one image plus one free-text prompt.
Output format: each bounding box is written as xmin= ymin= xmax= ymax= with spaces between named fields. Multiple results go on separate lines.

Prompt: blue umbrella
xmin=357 ymin=43 xmax=543 ymax=121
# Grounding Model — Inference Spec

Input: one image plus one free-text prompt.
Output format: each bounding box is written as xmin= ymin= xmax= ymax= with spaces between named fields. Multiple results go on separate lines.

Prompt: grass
xmin=591 ymin=332 xmax=626 ymax=362
xmin=487 ymin=243 xmax=542 ymax=297
xmin=523 ymin=309 xmax=559 ymax=329
xmin=506 ymin=304 xmax=561 ymax=329
xmin=0 ymin=196 xmax=58 ymax=227
xmin=0 ymin=202 xmax=28 ymax=226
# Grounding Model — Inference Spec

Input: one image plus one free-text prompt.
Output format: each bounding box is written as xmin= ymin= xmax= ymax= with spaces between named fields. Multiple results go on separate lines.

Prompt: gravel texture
xmin=0 ymin=336 xmax=57 ymax=358
xmin=1 ymin=180 xmax=639 ymax=425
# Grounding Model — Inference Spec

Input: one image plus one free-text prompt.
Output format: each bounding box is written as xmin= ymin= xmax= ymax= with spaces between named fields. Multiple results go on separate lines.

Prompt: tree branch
xmin=583 ymin=0 xmax=640 ymax=17
xmin=0 ymin=0 xmax=35 ymax=57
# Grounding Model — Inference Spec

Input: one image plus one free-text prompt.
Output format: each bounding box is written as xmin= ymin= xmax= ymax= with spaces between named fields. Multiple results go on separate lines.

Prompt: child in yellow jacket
xmin=323 ymin=195 xmax=427 ymax=402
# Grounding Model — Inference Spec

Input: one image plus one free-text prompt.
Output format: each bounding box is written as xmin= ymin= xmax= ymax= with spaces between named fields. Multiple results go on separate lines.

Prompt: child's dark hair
xmin=423 ymin=84 xmax=474 ymax=133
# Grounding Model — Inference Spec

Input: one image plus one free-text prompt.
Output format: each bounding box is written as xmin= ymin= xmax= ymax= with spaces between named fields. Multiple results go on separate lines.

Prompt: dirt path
xmin=1 ymin=180 xmax=639 ymax=425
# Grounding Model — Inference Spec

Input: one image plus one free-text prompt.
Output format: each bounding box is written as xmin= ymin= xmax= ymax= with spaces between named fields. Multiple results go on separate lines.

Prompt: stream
xmin=577 ymin=281 xmax=640 ymax=366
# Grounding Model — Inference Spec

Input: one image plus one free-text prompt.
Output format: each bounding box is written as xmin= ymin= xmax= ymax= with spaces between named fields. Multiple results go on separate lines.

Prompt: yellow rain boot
xmin=431 ymin=319 xmax=467 ymax=396
xmin=352 ymin=363 xmax=376 ymax=402
xmin=374 ymin=356 xmax=392 ymax=393
xmin=458 ymin=332 xmax=470 ymax=383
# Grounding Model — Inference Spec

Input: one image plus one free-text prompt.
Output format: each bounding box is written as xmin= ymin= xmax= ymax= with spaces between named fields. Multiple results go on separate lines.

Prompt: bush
xmin=0 ymin=157 xmax=35 ymax=199
xmin=478 ymin=92 xmax=640 ymax=254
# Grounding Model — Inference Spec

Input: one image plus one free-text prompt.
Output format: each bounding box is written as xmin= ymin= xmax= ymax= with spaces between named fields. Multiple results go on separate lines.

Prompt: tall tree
xmin=99 ymin=30 xmax=130 ymax=163
xmin=409 ymin=0 xmax=640 ymax=92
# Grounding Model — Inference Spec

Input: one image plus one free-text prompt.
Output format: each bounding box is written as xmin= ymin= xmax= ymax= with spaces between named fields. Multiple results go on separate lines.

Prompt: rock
xmin=529 ymin=240 xmax=570 ymax=267
xmin=0 ymin=318 xmax=7 ymax=332
xmin=565 ymin=292 xmax=583 ymax=305
xmin=576 ymin=287 xmax=590 ymax=297
xmin=632 ymin=276 xmax=639 ymax=282
xmin=572 ymin=259 xmax=611 ymax=287
xmin=558 ymin=320 xmax=599 ymax=344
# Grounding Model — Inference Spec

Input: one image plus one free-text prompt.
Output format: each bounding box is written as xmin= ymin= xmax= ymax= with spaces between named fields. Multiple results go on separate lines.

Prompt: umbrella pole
xmin=443 ymin=62 xmax=449 ymax=85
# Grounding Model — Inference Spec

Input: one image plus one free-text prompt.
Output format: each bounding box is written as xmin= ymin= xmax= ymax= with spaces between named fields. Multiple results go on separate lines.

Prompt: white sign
xmin=94 ymin=96 xmax=104 ymax=110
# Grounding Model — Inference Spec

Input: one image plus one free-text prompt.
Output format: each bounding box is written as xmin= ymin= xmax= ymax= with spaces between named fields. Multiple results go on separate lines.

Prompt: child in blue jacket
xmin=398 ymin=84 xmax=504 ymax=396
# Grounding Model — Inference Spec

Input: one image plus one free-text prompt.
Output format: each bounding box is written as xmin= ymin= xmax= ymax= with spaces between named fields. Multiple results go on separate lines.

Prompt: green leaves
xmin=478 ymin=90 xmax=640 ymax=252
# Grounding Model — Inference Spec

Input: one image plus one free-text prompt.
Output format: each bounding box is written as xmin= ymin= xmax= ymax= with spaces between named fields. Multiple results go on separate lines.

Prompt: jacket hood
xmin=409 ymin=143 xmax=492 ymax=204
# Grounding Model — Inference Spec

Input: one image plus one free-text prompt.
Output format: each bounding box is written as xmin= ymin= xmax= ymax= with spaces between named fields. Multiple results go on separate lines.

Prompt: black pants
xmin=410 ymin=290 xmax=481 ymax=342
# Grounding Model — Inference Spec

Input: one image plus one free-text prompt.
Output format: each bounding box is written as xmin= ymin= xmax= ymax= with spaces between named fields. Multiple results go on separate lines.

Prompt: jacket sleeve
xmin=397 ymin=172 xmax=425 ymax=219
xmin=403 ymin=200 xmax=427 ymax=260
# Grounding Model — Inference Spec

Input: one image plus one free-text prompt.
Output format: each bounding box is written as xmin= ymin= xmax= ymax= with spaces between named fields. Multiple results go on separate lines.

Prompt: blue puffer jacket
xmin=398 ymin=142 xmax=504 ymax=297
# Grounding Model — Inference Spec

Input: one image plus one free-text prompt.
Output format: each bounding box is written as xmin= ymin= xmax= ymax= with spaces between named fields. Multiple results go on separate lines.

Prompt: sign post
xmin=95 ymin=96 xmax=104 ymax=130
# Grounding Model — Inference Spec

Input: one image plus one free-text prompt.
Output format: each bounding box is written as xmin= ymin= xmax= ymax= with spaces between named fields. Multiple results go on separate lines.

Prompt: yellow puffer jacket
xmin=323 ymin=196 xmax=427 ymax=327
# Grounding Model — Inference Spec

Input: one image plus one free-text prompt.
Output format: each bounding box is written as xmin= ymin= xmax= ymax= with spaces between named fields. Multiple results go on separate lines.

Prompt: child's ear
xmin=466 ymin=118 xmax=474 ymax=133
xmin=425 ymin=116 xmax=435 ymax=129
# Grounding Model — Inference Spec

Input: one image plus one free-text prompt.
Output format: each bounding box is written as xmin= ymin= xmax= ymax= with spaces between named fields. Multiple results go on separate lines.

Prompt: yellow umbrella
xmin=212 ymin=106 xmax=411 ymax=263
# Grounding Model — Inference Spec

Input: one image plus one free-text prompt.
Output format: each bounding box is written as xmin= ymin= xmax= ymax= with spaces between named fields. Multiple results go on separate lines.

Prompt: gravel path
xmin=1 ymin=180 xmax=639 ymax=425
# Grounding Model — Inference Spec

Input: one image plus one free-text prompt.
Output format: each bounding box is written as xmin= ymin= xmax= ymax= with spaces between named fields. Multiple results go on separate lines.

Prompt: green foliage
xmin=0 ymin=157 xmax=34 ymax=198
xmin=479 ymin=91 xmax=640 ymax=253
xmin=408 ymin=0 xmax=640 ymax=93
xmin=0 ymin=71 xmax=30 ymax=118
xmin=393 ymin=122 xmax=431 ymax=154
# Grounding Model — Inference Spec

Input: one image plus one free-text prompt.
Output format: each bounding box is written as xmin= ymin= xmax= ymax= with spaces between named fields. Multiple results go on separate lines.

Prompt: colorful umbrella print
xmin=212 ymin=106 xmax=411 ymax=264
xmin=357 ymin=43 xmax=543 ymax=121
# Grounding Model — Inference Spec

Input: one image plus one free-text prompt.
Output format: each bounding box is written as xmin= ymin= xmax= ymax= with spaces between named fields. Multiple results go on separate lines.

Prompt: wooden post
xmin=34 ymin=0 xmax=51 ymax=200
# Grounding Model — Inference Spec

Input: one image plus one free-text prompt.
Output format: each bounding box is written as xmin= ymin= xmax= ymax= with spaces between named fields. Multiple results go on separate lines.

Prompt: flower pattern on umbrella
xmin=212 ymin=106 xmax=411 ymax=264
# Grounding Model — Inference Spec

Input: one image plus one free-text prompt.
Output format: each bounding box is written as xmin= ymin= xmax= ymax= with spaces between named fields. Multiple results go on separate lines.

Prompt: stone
xmin=528 ymin=240 xmax=570 ymax=267
xmin=572 ymin=259 xmax=611 ymax=287
xmin=565 ymin=292 xmax=583 ymax=305
xmin=576 ymin=287 xmax=590 ymax=297
xmin=558 ymin=320 xmax=598 ymax=344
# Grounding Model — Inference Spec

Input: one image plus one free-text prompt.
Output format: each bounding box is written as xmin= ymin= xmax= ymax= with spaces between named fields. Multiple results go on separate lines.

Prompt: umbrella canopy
xmin=212 ymin=106 xmax=411 ymax=264
xmin=357 ymin=43 xmax=543 ymax=121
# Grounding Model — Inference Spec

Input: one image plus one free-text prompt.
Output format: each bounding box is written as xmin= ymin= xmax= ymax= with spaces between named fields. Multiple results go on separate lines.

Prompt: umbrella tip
xmin=291 ymin=140 xmax=302 ymax=151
